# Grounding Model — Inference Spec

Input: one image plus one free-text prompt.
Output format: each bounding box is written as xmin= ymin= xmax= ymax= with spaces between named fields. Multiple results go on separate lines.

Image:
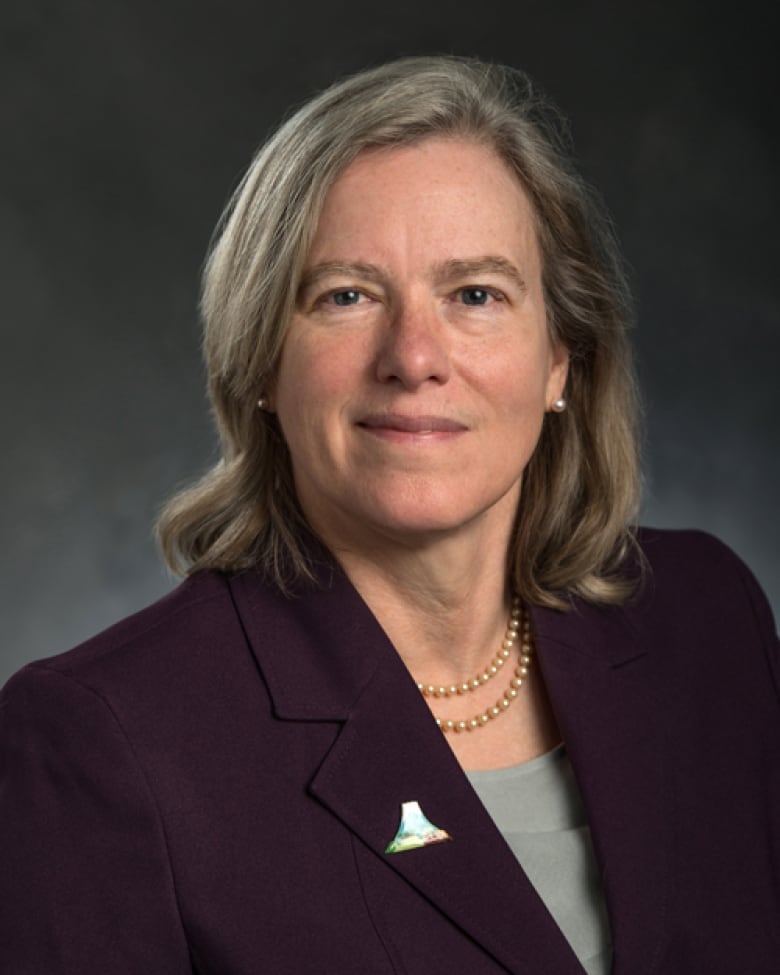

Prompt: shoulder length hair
xmin=157 ymin=56 xmax=641 ymax=607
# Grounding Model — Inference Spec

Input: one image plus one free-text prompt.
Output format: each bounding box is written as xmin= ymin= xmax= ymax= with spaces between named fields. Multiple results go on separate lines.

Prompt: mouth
xmin=356 ymin=413 xmax=468 ymax=439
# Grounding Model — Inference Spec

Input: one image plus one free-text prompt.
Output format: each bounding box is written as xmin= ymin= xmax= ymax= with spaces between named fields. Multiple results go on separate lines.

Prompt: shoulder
xmin=0 ymin=568 xmax=281 ymax=832
xmin=1 ymin=570 xmax=244 ymax=714
xmin=636 ymin=525 xmax=748 ymax=573
xmin=633 ymin=526 xmax=773 ymax=617
xmin=629 ymin=526 xmax=778 ymax=690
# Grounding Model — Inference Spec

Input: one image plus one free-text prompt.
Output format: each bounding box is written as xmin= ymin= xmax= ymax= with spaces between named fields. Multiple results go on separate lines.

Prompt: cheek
xmin=272 ymin=346 xmax=313 ymax=450
xmin=286 ymin=333 xmax=371 ymax=407
xmin=273 ymin=340 xmax=353 ymax=453
xmin=486 ymin=370 xmax=552 ymax=456
xmin=275 ymin=336 xmax=325 ymax=412
xmin=480 ymin=344 xmax=552 ymax=410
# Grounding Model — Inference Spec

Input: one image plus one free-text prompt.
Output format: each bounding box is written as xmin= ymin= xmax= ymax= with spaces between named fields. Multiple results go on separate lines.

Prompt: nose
xmin=374 ymin=300 xmax=451 ymax=389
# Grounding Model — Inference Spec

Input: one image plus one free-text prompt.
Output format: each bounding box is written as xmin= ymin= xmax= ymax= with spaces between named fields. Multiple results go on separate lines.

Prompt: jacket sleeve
xmin=0 ymin=664 xmax=192 ymax=973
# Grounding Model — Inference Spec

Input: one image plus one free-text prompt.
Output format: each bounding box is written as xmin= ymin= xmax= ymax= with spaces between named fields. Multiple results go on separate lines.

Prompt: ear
xmin=257 ymin=375 xmax=277 ymax=414
xmin=545 ymin=341 xmax=569 ymax=409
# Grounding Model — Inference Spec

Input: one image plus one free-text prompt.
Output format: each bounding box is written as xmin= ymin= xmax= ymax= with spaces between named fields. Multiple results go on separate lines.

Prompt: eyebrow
xmin=432 ymin=257 xmax=528 ymax=293
xmin=298 ymin=262 xmax=385 ymax=293
xmin=297 ymin=255 xmax=528 ymax=294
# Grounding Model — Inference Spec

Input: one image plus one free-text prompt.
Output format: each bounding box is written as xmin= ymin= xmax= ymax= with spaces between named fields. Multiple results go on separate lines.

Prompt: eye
xmin=309 ymin=285 xmax=378 ymax=314
xmin=330 ymin=289 xmax=363 ymax=307
xmin=458 ymin=287 xmax=493 ymax=306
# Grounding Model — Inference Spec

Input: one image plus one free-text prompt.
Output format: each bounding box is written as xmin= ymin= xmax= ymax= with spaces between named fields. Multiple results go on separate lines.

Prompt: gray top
xmin=466 ymin=747 xmax=612 ymax=975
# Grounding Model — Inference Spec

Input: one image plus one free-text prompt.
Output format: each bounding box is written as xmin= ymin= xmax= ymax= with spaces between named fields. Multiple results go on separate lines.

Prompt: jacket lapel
xmin=230 ymin=560 xmax=670 ymax=975
xmin=532 ymin=600 xmax=671 ymax=975
xmin=230 ymin=562 xmax=584 ymax=974
xmin=307 ymin=640 xmax=586 ymax=975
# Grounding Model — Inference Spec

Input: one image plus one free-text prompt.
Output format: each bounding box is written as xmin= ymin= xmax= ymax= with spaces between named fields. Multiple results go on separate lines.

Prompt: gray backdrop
xmin=2 ymin=0 xmax=778 ymax=685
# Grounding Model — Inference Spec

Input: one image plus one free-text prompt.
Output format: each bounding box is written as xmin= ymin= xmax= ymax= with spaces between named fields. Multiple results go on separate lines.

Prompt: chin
xmin=351 ymin=492 xmax=518 ymax=544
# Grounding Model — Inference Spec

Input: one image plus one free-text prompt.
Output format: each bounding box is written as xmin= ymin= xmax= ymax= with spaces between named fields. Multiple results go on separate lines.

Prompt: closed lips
xmin=357 ymin=415 xmax=467 ymax=433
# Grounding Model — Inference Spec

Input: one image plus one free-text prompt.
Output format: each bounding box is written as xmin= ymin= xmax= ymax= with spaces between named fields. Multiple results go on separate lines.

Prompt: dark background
xmin=2 ymin=0 xmax=778 ymax=684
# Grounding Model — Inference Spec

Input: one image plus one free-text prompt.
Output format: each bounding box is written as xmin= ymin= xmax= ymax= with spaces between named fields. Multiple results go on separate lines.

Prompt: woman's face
xmin=272 ymin=138 xmax=568 ymax=554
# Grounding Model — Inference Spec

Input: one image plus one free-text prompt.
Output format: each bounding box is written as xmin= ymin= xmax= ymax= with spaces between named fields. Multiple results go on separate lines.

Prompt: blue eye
xmin=332 ymin=290 xmax=361 ymax=306
xmin=460 ymin=287 xmax=490 ymax=306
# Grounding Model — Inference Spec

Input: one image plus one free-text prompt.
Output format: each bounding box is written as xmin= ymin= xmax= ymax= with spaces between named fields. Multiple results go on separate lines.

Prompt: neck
xmin=321 ymin=518 xmax=515 ymax=684
xmin=307 ymin=504 xmax=562 ymax=771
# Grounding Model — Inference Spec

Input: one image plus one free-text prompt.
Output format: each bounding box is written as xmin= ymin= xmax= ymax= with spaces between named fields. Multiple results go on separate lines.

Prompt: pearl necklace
xmin=416 ymin=596 xmax=534 ymax=733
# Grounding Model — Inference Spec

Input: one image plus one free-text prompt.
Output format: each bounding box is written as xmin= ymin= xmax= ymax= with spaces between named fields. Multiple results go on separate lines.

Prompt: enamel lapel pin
xmin=385 ymin=800 xmax=452 ymax=854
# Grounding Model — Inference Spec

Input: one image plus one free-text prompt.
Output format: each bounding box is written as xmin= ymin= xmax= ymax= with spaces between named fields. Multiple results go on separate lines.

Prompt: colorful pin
xmin=385 ymin=800 xmax=452 ymax=854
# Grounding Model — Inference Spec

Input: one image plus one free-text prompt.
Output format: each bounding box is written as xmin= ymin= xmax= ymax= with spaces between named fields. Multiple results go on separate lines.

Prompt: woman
xmin=1 ymin=57 xmax=778 ymax=974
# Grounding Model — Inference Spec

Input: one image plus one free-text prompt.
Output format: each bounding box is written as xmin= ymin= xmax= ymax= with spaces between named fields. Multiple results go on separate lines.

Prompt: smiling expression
xmin=271 ymin=138 xmax=568 ymax=553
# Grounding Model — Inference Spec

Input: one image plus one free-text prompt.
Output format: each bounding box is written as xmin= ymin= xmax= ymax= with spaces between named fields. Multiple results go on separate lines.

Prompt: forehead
xmin=306 ymin=137 xmax=541 ymax=268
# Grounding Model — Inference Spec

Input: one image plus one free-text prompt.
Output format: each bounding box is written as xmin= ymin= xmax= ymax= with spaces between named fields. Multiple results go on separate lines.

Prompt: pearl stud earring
xmin=551 ymin=397 xmax=567 ymax=413
xmin=257 ymin=397 xmax=268 ymax=411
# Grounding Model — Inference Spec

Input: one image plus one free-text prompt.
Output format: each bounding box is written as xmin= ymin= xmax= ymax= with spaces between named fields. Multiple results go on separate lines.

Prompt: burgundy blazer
xmin=1 ymin=528 xmax=779 ymax=974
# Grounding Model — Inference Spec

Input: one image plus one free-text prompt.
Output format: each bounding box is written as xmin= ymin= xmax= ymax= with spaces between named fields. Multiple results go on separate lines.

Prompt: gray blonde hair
xmin=157 ymin=56 xmax=641 ymax=607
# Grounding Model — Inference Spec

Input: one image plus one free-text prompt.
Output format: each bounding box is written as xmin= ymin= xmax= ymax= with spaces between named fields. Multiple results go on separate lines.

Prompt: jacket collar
xmin=229 ymin=556 xmax=670 ymax=975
